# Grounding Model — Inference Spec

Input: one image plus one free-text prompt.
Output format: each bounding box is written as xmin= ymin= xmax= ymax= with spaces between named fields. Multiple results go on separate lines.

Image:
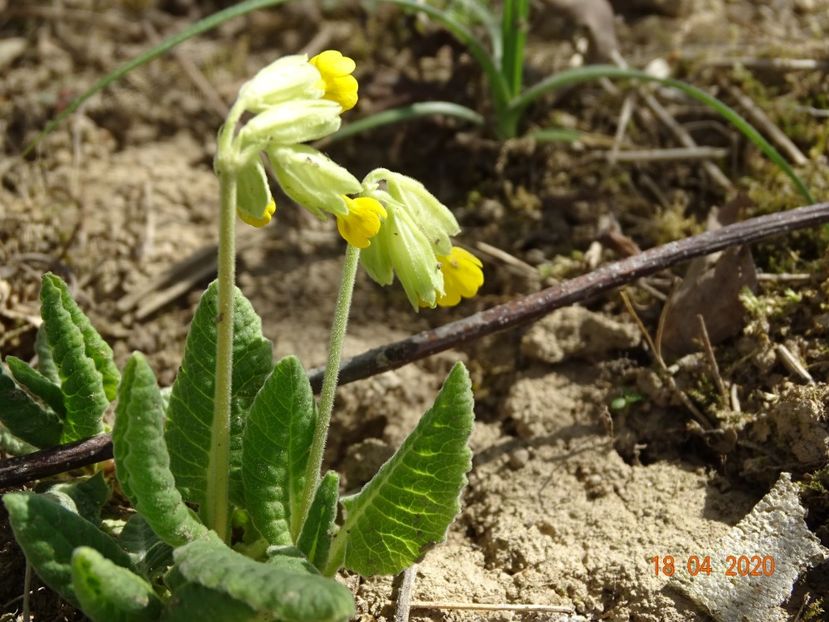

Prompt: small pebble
xmin=508 ymin=448 xmax=530 ymax=470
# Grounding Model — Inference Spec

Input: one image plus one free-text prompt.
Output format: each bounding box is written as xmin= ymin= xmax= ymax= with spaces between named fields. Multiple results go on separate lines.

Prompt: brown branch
xmin=2 ymin=202 xmax=828 ymax=488
xmin=0 ymin=435 xmax=112 ymax=490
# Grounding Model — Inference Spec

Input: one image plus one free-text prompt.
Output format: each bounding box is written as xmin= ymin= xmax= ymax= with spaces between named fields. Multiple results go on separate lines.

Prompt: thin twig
xmin=697 ymin=314 xmax=729 ymax=405
xmin=621 ymin=291 xmax=713 ymax=428
xmin=600 ymin=146 xmax=729 ymax=163
xmin=393 ymin=564 xmax=418 ymax=622
xmin=1 ymin=202 xmax=828 ymax=487
xmin=775 ymin=344 xmax=815 ymax=384
xmin=0 ymin=435 xmax=112 ymax=490
xmin=410 ymin=601 xmax=574 ymax=613
xmin=727 ymin=85 xmax=808 ymax=166
xmin=142 ymin=20 xmax=230 ymax=119
xmin=701 ymin=58 xmax=829 ymax=72
xmin=610 ymin=51 xmax=733 ymax=191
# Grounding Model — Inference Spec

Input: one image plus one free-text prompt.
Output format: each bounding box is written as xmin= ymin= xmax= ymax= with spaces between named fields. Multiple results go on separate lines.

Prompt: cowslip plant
xmin=3 ymin=51 xmax=482 ymax=621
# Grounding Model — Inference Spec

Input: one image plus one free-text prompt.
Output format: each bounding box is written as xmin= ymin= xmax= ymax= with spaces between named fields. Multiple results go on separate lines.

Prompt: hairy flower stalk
xmin=209 ymin=51 xmax=359 ymax=541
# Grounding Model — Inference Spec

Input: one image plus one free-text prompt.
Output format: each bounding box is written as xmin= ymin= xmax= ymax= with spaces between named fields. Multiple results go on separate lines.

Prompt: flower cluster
xmin=217 ymin=51 xmax=482 ymax=308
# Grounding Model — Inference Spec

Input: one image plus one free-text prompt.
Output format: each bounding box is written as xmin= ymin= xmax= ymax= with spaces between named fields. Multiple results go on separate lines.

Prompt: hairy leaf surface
xmin=0 ymin=423 xmax=36 ymax=455
xmin=47 ymin=472 xmax=110 ymax=525
xmin=165 ymin=281 xmax=272 ymax=508
xmin=0 ymin=361 xmax=62 ymax=447
xmin=6 ymin=355 xmax=66 ymax=416
xmin=161 ymin=582 xmax=263 ymax=622
xmin=3 ymin=492 xmax=133 ymax=607
xmin=297 ymin=471 xmax=338 ymax=570
xmin=71 ymin=547 xmax=162 ymax=622
xmin=241 ymin=356 xmax=315 ymax=545
xmin=35 ymin=323 xmax=60 ymax=384
xmin=332 ymin=362 xmax=474 ymax=576
xmin=114 ymin=353 xmax=207 ymax=546
xmin=40 ymin=273 xmax=119 ymax=441
xmin=174 ymin=534 xmax=354 ymax=622
xmin=120 ymin=514 xmax=174 ymax=580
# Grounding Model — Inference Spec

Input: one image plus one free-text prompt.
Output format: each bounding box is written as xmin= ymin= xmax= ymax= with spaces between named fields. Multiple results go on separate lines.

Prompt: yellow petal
xmin=336 ymin=196 xmax=387 ymax=248
xmin=436 ymin=247 xmax=484 ymax=307
xmin=238 ymin=199 xmax=276 ymax=228
xmin=309 ymin=50 xmax=359 ymax=111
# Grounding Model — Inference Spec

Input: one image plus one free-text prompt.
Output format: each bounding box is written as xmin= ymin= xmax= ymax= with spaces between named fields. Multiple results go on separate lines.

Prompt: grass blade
xmin=24 ymin=0 xmax=290 ymax=155
xmin=380 ymin=0 xmax=510 ymax=114
xmin=324 ymin=101 xmax=484 ymax=144
xmin=510 ymin=65 xmax=814 ymax=202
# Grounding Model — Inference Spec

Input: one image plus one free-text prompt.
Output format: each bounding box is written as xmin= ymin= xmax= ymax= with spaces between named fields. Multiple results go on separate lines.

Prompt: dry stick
xmin=610 ymin=50 xmax=733 ymax=192
xmin=620 ymin=291 xmax=712 ymax=428
xmin=726 ymin=85 xmax=808 ymax=166
xmin=601 ymin=146 xmax=729 ymax=163
xmin=410 ymin=601 xmax=574 ymax=613
xmin=392 ymin=564 xmax=418 ymax=622
xmin=2 ymin=202 xmax=829 ymax=488
xmin=696 ymin=314 xmax=729 ymax=405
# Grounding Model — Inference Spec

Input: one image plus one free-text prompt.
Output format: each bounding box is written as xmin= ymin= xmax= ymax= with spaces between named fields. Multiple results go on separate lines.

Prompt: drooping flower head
xmin=219 ymin=51 xmax=361 ymax=230
xmin=359 ymin=169 xmax=483 ymax=309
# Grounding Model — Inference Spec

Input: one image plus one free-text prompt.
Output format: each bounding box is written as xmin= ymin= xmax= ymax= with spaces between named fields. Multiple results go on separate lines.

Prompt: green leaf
xmin=380 ymin=0 xmax=509 ymax=113
xmin=0 ymin=423 xmax=36 ymax=456
xmin=6 ymin=355 xmax=66 ymax=417
xmin=328 ymin=363 xmax=474 ymax=576
xmin=114 ymin=353 xmax=207 ymax=547
xmin=0 ymin=361 xmax=63 ymax=447
xmin=241 ymin=356 xmax=315 ymax=546
xmin=161 ymin=582 xmax=262 ymax=622
xmin=71 ymin=547 xmax=162 ymax=622
xmin=510 ymin=65 xmax=814 ymax=203
xmin=3 ymin=492 xmax=134 ymax=608
xmin=119 ymin=514 xmax=173 ymax=581
xmin=165 ymin=282 xmax=272 ymax=509
xmin=297 ymin=471 xmax=339 ymax=571
xmin=47 ymin=472 xmax=111 ymax=525
xmin=40 ymin=273 xmax=119 ymax=442
xmin=35 ymin=322 xmax=60 ymax=384
xmin=174 ymin=533 xmax=354 ymax=622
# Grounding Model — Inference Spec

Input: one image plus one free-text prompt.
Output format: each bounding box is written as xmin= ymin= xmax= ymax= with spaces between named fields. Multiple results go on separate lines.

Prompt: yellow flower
xmin=337 ymin=196 xmax=387 ymax=248
xmin=436 ymin=247 xmax=484 ymax=307
xmin=238 ymin=199 xmax=276 ymax=228
xmin=309 ymin=50 xmax=359 ymax=111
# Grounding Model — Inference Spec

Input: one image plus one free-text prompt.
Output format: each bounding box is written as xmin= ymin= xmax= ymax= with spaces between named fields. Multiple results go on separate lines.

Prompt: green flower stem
xmin=299 ymin=244 xmax=361 ymax=526
xmin=204 ymin=106 xmax=245 ymax=542
xmin=204 ymin=168 xmax=237 ymax=542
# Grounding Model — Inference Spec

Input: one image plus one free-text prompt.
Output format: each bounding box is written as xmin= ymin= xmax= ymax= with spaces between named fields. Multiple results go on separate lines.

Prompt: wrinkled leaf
xmin=120 ymin=514 xmax=174 ymax=580
xmin=47 ymin=472 xmax=110 ymax=525
xmin=0 ymin=423 xmax=36 ymax=456
xmin=6 ymin=355 xmax=66 ymax=417
xmin=161 ymin=582 xmax=262 ymax=622
xmin=72 ymin=547 xmax=162 ymax=622
xmin=174 ymin=533 xmax=354 ymax=622
xmin=40 ymin=273 xmax=118 ymax=441
xmin=165 ymin=281 xmax=272 ymax=508
xmin=330 ymin=363 xmax=474 ymax=576
xmin=35 ymin=322 xmax=59 ymax=384
xmin=242 ymin=356 xmax=315 ymax=545
xmin=297 ymin=471 xmax=339 ymax=571
xmin=114 ymin=353 xmax=207 ymax=547
xmin=0 ymin=361 xmax=63 ymax=448
xmin=3 ymin=492 xmax=133 ymax=607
